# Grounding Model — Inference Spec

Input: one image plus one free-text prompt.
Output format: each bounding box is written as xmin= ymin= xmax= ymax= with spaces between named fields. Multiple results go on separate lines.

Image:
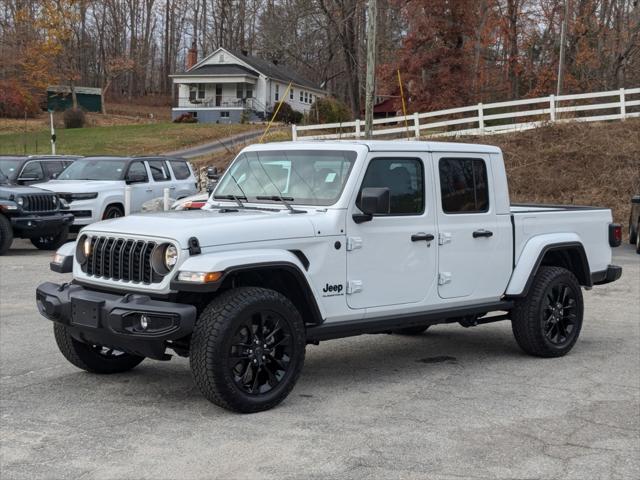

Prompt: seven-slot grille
xmin=21 ymin=194 xmax=57 ymax=212
xmin=82 ymin=237 xmax=161 ymax=284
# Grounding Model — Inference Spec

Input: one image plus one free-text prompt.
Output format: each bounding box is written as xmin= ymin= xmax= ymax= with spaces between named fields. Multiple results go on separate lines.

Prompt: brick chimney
xmin=186 ymin=41 xmax=198 ymax=71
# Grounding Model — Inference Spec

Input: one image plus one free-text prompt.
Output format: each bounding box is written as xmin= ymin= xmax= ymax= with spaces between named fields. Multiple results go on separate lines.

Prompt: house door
xmin=215 ymin=85 xmax=222 ymax=106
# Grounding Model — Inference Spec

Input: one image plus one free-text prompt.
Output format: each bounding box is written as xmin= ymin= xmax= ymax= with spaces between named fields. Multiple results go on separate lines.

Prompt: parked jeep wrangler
xmin=37 ymin=141 xmax=622 ymax=412
xmin=0 ymin=166 xmax=74 ymax=255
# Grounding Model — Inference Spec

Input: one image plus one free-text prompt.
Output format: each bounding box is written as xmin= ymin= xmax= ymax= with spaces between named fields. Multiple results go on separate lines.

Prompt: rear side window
xmin=127 ymin=161 xmax=148 ymax=181
xmin=357 ymin=158 xmax=424 ymax=215
xmin=169 ymin=160 xmax=191 ymax=180
xmin=147 ymin=160 xmax=170 ymax=181
xmin=438 ymin=158 xmax=489 ymax=213
xmin=42 ymin=161 xmax=65 ymax=177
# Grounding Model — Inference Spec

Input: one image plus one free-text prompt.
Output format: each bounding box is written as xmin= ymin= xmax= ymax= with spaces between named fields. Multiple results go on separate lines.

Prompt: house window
xmin=438 ymin=158 xmax=489 ymax=213
xmin=246 ymin=87 xmax=253 ymax=99
xmin=300 ymin=91 xmax=303 ymax=102
xmin=237 ymin=84 xmax=244 ymax=99
xmin=220 ymin=111 xmax=230 ymax=118
xmin=189 ymin=86 xmax=196 ymax=101
xmin=290 ymin=88 xmax=294 ymax=100
xmin=219 ymin=54 xmax=225 ymax=63
xmin=198 ymin=84 xmax=205 ymax=99
xmin=304 ymin=92 xmax=308 ymax=103
xmin=275 ymin=84 xmax=279 ymax=101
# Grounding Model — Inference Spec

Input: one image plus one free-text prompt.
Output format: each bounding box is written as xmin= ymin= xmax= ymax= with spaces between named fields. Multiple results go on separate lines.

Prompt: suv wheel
xmin=30 ymin=226 xmax=69 ymax=250
xmin=102 ymin=205 xmax=124 ymax=219
xmin=53 ymin=324 xmax=145 ymax=373
xmin=394 ymin=325 xmax=430 ymax=335
xmin=190 ymin=287 xmax=306 ymax=413
xmin=511 ymin=266 xmax=583 ymax=357
xmin=0 ymin=215 xmax=13 ymax=255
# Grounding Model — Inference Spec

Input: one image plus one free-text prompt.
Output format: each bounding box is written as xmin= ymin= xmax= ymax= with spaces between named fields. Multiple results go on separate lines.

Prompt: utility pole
xmin=556 ymin=0 xmax=569 ymax=98
xmin=364 ymin=0 xmax=378 ymax=139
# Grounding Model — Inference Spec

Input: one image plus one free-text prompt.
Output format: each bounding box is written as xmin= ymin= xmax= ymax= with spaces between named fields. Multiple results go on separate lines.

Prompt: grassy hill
xmin=0 ymin=119 xmax=260 ymax=156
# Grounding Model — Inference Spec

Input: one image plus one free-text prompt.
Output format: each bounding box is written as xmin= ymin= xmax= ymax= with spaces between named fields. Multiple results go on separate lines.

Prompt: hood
xmin=81 ymin=209 xmax=318 ymax=247
xmin=33 ymin=180 xmax=124 ymax=193
xmin=0 ymin=184 xmax=59 ymax=197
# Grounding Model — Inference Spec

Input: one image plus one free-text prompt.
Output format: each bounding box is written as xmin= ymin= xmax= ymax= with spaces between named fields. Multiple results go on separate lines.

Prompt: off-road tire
xmin=53 ymin=323 xmax=144 ymax=373
xmin=102 ymin=205 xmax=124 ymax=220
xmin=511 ymin=266 xmax=583 ymax=358
xmin=0 ymin=215 xmax=13 ymax=255
xmin=636 ymin=224 xmax=640 ymax=254
xmin=30 ymin=226 xmax=69 ymax=250
xmin=190 ymin=287 xmax=306 ymax=413
xmin=394 ymin=325 xmax=430 ymax=335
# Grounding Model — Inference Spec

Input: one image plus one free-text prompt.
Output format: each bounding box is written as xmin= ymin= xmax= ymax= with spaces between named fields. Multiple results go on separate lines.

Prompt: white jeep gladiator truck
xmin=37 ymin=141 xmax=622 ymax=413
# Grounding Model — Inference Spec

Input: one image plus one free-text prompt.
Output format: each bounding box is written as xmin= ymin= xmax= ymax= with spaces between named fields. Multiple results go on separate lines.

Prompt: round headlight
xmin=164 ymin=245 xmax=178 ymax=269
xmin=52 ymin=196 xmax=58 ymax=206
xmin=17 ymin=197 xmax=24 ymax=207
xmin=84 ymin=237 xmax=92 ymax=257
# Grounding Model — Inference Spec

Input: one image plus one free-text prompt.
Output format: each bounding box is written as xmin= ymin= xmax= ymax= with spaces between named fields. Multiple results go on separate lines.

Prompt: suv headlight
xmin=71 ymin=193 xmax=98 ymax=200
xmin=16 ymin=196 xmax=25 ymax=207
xmin=151 ymin=243 xmax=179 ymax=276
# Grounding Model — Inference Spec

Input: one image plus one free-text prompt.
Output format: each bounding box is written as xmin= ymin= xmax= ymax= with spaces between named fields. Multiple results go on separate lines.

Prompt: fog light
xmin=140 ymin=314 xmax=149 ymax=330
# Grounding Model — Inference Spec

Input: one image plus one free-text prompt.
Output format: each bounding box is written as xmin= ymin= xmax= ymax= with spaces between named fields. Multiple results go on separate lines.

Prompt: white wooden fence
xmin=292 ymin=87 xmax=640 ymax=141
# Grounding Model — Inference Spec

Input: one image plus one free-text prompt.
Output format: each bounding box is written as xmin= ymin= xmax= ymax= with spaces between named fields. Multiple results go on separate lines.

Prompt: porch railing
xmin=174 ymin=96 xmax=267 ymax=112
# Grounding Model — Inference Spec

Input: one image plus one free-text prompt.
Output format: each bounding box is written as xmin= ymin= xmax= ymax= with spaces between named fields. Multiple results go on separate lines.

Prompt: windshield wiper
xmin=255 ymin=195 xmax=305 ymax=214
xmin=213 ymin=194 xmax=246 ymax=209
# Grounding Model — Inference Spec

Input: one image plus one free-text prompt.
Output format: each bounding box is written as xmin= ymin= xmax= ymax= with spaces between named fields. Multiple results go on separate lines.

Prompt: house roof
xmin=226 ymin=50 xmax=323 ymax=91
xmin=174 ymin=64 xmax=259 ymax=77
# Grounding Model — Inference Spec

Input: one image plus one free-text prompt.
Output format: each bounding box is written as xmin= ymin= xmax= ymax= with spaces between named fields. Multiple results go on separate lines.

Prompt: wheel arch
xmin=506 ymin=238 xmax=591 ymax=297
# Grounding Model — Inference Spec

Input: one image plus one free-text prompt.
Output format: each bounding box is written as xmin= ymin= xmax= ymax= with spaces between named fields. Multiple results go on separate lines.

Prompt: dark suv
xmin=0 ymin=159 xmax=74 ymax=255
xmin=0 ymin=155 xmax=80 ymax=185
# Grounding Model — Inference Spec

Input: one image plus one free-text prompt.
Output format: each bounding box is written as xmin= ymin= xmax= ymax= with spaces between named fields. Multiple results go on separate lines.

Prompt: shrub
xmin=268 ymin=102 xmax=303 ymax=124
xmin=0 ymin=81 xmax=40 ymax=118
xmin=308 ymin=97 xmax=351 ymax=124
xmin=63 ymin=107 xmax=86 ymax=128
xmin=173 ymin=112 xmax=197 ymax=123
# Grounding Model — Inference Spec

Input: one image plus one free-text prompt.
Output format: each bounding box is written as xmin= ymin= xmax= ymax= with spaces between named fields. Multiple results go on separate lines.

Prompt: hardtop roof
xmin=243 ymin=140 xmax=501 ymax=154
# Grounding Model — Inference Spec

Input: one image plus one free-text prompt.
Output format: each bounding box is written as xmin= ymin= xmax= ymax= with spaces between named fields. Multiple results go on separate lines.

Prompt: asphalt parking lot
xmin=1 ymin=240 xmax=638 ymax=480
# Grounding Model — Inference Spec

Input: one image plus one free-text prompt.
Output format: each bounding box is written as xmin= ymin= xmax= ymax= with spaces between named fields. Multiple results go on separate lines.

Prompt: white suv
xmin=35 ymin=156 xmax=197 ymax=230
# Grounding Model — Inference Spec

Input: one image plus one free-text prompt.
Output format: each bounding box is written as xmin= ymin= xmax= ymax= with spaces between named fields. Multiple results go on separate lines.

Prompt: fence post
xmin=355 ymin=119 xmax=361 ymax=138
xmin=413 ymin=113 xmax=420 ymax=138
xmin=478 ymin=103 xmax=485 ymax=135
xmin=549 ymin=94 xmax=556 ymax=122
xmin=291 ymin=124 xmax=297 ymax=141
xmin=124 ymin=186 xmax=132 ymax=215
xmin=163 ymin=188 xmax=171 ymax=211
xmin=620 ymin=88 xmax=626 ymax=121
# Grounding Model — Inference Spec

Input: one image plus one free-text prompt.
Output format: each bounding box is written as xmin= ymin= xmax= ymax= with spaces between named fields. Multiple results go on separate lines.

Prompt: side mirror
xmin=126 ymin=174 xmax=146 ymax=184
xmin=353 ymin=187 xmax=390 ymax=223
xmin=206 ymin=166 xmax=220 ymax=180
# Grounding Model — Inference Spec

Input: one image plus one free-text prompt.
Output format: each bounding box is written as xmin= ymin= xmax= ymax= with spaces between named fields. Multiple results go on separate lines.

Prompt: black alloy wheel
xmin=542 ymin=283 xmax=578 ymax=346
xmin=229 ymin=311 xmax=294 ymax=395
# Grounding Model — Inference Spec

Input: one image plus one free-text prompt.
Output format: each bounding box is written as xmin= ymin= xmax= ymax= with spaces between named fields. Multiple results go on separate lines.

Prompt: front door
xmin=433 ymin=154 xmax=500 ymax=299
xmin=125 ymin=160 xmax=154 ymax=210
xmin=346 ymin=155 xmax=437 ymax=309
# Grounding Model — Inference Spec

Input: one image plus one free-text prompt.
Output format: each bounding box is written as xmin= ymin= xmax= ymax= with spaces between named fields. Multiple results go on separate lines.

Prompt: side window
xmin=438 ymin=158 xmax=489 ymax=213
xmin=169 ymin=160 xmax=191 ymax=180
xmin=20 ymin=161 xmax=44 ymax=180
xmin=147 ymin=160 xmax=170 ymax=181
xmin=357 ymin=158 xmax=424 ymax=215
xmin=127 ymin=161 xmax=148 ymax=182
xmin=42 ymin=161 xmax=64 ymax=177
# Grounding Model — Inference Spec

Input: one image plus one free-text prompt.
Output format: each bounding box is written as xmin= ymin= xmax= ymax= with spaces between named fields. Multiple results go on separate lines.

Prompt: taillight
xmin=609 ymin=223 xmax=622 ymax=247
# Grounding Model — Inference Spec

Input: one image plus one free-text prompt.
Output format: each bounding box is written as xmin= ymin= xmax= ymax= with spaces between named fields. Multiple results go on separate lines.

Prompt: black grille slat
xmin=82 ymin=236 xmax=160 ymax=284
xmin=21 ymin=194 xmax=57 ymax=213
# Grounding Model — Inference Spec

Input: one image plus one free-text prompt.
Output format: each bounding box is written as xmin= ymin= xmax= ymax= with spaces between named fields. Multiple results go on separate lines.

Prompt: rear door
xmin=346 ymin=154 xmax=437 ymax=309
xmin=167 ymin=159 xmax=196 ymax=198
xmin=434 ymin=154 xmax=503 ymax=300
xmin=146 ymin=159 xmax=172 ymax=198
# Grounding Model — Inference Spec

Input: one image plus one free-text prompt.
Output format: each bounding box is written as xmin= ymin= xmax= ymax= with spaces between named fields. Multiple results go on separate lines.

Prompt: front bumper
xmin=36 ymin=282 xmax=197 ymax=359
xmin=591 ymin=264 xmax=623 ymax=285
xmin=11 ymin=212 xmax=74 ymax=235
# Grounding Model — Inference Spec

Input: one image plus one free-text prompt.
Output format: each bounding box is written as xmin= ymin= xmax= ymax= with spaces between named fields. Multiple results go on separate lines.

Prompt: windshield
xmin=57 ymin=159 xmax=128 ymax=181
xmin=214 ymin=150 xmax=357 ymax=206
xmin=0 ymin=159 xmax=22 ymax=181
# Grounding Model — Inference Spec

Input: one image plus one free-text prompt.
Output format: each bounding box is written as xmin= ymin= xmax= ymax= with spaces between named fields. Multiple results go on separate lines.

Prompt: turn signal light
xmin=177 ymin=271 xmax=223 ymax=283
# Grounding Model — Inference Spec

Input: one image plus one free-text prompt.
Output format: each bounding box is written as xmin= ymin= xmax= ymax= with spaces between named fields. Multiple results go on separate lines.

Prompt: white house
xmin=170 ymin=46 xmax=327 ymax=123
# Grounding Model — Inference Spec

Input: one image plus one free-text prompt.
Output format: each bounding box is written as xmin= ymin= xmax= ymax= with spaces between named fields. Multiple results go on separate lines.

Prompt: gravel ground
xmin=1 ymin=240 xmax=638 ymax=480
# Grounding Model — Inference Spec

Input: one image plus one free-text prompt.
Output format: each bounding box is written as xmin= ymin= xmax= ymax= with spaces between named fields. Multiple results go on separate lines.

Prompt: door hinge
xmin=438 ymin=232 xmax=452 ymax=245
xmin=346 ymin=280 xmax=363 ymax=294
xmin=346 ymin=236 xmax=363 ymax=251
xmin=438 ymin=272 xmax=452 ymax=285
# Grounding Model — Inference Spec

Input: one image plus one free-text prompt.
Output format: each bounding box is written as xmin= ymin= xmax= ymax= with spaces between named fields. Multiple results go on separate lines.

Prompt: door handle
xmin=169 ymin=186 xmax=176 ymax=190
xmin=411 ymin=233 xmax=435 ymax=242
xmin=145 ymin=188 xmax=153 ymax=192
xmin=473 ymin=229 xmax=493 ymax=238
